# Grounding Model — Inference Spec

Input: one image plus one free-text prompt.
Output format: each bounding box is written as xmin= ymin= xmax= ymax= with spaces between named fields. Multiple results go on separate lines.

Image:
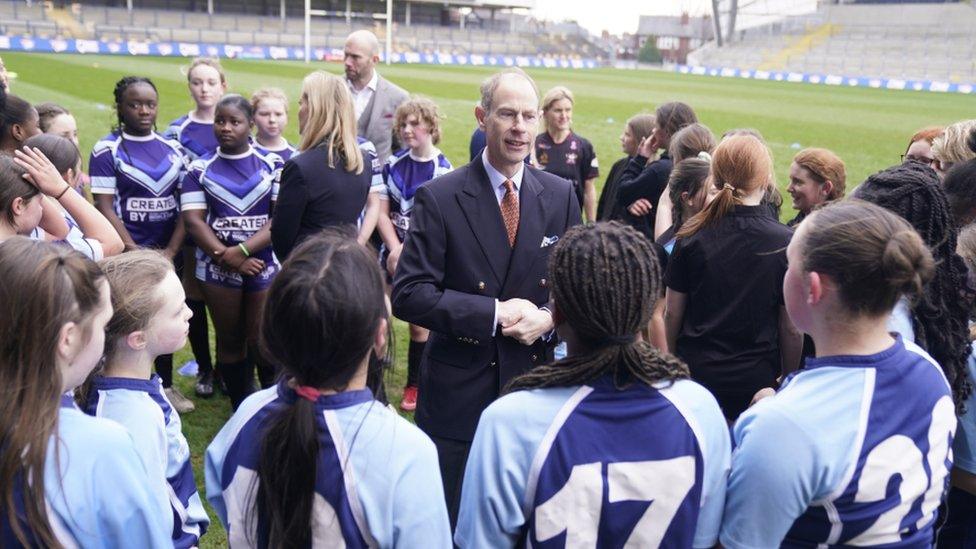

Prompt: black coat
xmin=392 ymin=154 xmax=582 ymax=441
xmin=271 ymin=144 xmax=370 ymax=260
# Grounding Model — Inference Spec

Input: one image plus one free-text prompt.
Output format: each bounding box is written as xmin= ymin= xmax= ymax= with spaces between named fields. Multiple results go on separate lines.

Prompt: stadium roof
xmin=637 ymin=15 xmax=714 ymax=39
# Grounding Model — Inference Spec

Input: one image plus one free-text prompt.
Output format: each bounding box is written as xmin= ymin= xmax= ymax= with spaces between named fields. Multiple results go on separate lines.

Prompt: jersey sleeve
xmin=583 ymin=141 xmax=599 ymax=180
xmin=455 ymin=401 xmax=534 ymax=547
xmin=89 ymin=142 xmax=117 ymax=195
xmin=368 ymin=149 xmax=384 ymax=195
xmin=180 ymin=164 xmax=207 ymax=211
xmin=720 ymin=406 xmax=822 ymax=549
xmin=379 ymin=158 xmax=394 ymax=199
xmin=665 ymin=237 xmax=693 ymax=293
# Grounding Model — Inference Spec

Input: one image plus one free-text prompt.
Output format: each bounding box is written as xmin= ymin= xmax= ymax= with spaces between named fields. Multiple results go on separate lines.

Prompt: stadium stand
xmin=689 ymin=2 xmax=976 ymax=84
xmin=0 ymin=0 xmax=609 ymax=60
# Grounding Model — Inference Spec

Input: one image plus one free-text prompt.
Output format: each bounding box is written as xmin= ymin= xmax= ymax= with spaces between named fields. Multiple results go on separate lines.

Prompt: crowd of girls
xmin=2 ymin=59 xmax=976 ymax=548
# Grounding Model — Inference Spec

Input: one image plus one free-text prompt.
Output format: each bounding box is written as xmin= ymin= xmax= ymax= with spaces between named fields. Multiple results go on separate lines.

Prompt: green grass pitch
xmin=6 ymin=51 xmax=973 ymax=546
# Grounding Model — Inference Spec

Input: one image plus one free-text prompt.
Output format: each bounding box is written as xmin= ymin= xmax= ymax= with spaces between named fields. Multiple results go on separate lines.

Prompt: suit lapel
xmin=457 ymin=155 xmax=511 ymax=284
xmin=502 ymin=168 xmax=548 ymax=296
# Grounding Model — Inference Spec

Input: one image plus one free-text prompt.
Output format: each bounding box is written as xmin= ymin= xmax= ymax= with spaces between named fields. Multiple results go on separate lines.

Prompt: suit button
xmin=489 ymin=361 xmax=496 ymax=367
xmin=531 ymin=354 xmax=538 ymax=362
xmin=539 ymin=278 xmax=548 ymax=288
xmin=477 ymin=281 xmax=486 ymax=292
xmin=473 ymin=340 xmax=480 ymax=345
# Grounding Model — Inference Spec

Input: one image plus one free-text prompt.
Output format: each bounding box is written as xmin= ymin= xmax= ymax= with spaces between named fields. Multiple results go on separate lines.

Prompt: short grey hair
xmin=479 ymin=68 xmax=539 ymax=114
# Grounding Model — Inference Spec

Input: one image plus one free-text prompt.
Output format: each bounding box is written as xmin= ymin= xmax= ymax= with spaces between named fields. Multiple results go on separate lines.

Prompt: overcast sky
xmin=532 ymin=0 xmax=713 ymax=35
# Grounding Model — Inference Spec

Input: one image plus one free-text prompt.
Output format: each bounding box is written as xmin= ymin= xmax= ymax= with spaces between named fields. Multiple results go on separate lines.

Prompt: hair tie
xmin=697 ymin=151 xmax=712 ymax=163
xmin=601 ymin=334 xmax=636 ymax=346
xmin=722 ymin=183 xmax=736 ymax=193
xmin=294 ymin=385 xmax=321 ymax=402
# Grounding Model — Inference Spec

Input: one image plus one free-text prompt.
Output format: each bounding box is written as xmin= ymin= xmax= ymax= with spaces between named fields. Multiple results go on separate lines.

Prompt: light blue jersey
xmin=205 ymin=382 xmax=452 ymax=548
xmin=954 ymin=343 xmax=976 ymax=475
xmin=84 ymin=374 xmax=209 ymax=548
xmin=0 ymin=399 xmax=172 ymax=547
xmin=455 ymin=376 xmax=730 ymax=548
xmin=721 ymin=336 xmax=956 ymax=548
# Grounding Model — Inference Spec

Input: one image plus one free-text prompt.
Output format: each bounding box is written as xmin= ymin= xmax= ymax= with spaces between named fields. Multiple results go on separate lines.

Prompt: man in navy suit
xmin=392 ymin=68 xmax=582 ymax=526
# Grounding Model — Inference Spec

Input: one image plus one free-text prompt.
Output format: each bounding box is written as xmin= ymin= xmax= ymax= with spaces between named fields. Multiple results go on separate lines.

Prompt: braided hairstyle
xmin=854 ymin=162 xmax=974 ymax=411
xmin=507 ymin=222 xmax=688 ymax=392
xmin=111 ymin=76 xmax=157 ymax=135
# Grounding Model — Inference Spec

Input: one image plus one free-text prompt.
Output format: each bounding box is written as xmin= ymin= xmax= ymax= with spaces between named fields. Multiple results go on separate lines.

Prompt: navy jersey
xmin=89 ymin=131 xmax=186 ymax=249
xmin=164 ymin=113 xmax=218 ymax=161
xmin=254 ymin=141 xmax=297 ymax=162
xmin=181 ymin=147 xmax=282 ymax=263
xmin=455 ymin=376 xmax=730 ymax=548
xmin=381 ymin=148 xmax=453 ymax=242
xmin=205 ymin=382 xmax=452 ymax=548
xmin=85 ymin=375 xmax=209 ymax=548
xmin=722 ymin=336 xmax=956 ymax=548
xmin=535 ymin=131 xmax=598 ymax=207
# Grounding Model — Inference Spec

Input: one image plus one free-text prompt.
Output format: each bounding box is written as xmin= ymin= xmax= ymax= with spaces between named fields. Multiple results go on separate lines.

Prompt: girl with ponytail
xmin=205 ymin=229 xmax=451 ymax=548
xmin=455 ymin=222 xmax=730 ymax=547
xmin=665 ymin=135 xmax=801 ymax=421
xmin=722 ymin=201 xmax=955 ymax=548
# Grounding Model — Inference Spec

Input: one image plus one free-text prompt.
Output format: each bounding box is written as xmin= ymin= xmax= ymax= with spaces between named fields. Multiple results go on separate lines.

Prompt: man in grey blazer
xmin=344 ymin=29 xmax=409 ymax=162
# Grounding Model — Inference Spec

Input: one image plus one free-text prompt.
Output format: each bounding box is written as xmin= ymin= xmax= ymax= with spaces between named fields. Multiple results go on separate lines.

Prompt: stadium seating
xmin=689 ymin=3 xmax=976 ymax=84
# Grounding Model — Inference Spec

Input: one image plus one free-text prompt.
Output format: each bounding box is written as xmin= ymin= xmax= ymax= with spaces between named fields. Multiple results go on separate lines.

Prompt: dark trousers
xmin=430 ymin=435 xmax=472 ymax=531
xmin=937 ymin=486 xmax=976 ymax=548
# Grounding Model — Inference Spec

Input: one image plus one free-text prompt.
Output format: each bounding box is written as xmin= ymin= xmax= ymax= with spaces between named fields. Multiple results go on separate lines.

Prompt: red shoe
xmin=400 ymin=385 xmax=418 ymax=412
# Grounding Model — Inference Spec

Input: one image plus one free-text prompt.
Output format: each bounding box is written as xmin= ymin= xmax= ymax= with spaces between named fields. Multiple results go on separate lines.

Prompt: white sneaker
xmin=164 ymin=386 xmax=195 ymax=414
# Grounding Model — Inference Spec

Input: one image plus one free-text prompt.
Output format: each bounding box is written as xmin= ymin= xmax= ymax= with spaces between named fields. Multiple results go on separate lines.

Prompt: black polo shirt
xmin=535 ymin=131 xmax=598 ymax=207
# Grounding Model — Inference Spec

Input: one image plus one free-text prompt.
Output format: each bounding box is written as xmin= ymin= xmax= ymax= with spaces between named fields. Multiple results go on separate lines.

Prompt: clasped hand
xmin=497 ymin=298 xmax=554 ymax=345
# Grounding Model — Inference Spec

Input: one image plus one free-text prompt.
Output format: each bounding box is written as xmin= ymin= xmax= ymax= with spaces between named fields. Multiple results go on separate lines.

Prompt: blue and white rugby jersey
xmin=85 ymin=375 xmax=209 ymax=549
xmin=953 ymin=343 xmax=976 ymax=475
xmin=455 ymin=375 xmax=731 ymax=548
xmin=358 ymin=136 xmax=384 ymax=195
xmin=381 ymin=148 xmax=453 ymax=242
xmin=0 ymin=397 xmax=172 ymax=548
xmin=89 ymin=131 xmax=186 ymax=249
xmin=721 ymin=335 xmax=956 ymax=548
xmin=205 ymin=382 xmax=452 ymax=548
xmin=254 ymin=140 xmax=297 ymax=162
xmin=164 ymin=112 xmax=218 ymax=161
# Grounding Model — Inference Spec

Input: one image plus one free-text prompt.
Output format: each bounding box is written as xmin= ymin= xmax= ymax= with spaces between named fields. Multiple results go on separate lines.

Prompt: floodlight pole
xmin=304 ymin=0 xmax=311 ymax=63
xmin=386 ymin=0 xmax=393 ymax=65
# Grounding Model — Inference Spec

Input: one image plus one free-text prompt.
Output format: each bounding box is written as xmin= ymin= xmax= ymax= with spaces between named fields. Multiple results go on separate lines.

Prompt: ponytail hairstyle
xmin=24 ymin=134 xmax=80 ymax=177
xmin=668 ymin=158 xmax=711 ymax=231
xmin=98 ymin=251 xmax=174 ymax=364
xmin=854 ymin=162 xmax=973 ymax=410
xmin=792 ymin=147 xmax=847 ymax=201
xmin=111 ymin=76 xmax=158 ymax=135
xmin=254 ymin=229 xmax=387 ymax=547
xmin=677 ymin=135 xmax=773 ymax=238
xmin=800 ymin=201 xmax=934 ymax=317
xmin=668 ymin=123 xmax=716 ymax=163
xmin=653 ymin=102 xmax=697 ymax=150
xmin=297 ymin=71 xmax=363 ymax=175
xmin=0 ymin=237 xmax=105 ymax=548
xmin=541 ymin=86 xmax=574 ymax=133
xmin=0 ymin=154 xmax=39 ymax=228
xmin=507 ymin=222 xmax=688 ymax=392
xmin=186 ymin=56 xmax=227 ymax=84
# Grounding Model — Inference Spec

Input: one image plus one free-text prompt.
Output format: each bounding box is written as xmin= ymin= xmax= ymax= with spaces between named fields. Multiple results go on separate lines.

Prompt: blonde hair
xmin=298 ymin=71 xmax=363 ymax=174
xmin=669 ymin=123 xmax=716 ymax=163
xmin=542 ymin=86 xmax=574 ymax=133
xmin=394 ymin=97 xmax=443 ymax=146
xmin=932 ymin=119 xmax=976 ymax=166
xmin=251 ymin=87 xmax=289 ymax=114
xmin=677 ymin=135 xmax=773 ymax=238
xmin=186 ymin=57 xmax=226 ymax=84
xmin=98 ymin=250 xmax=174 ymax=363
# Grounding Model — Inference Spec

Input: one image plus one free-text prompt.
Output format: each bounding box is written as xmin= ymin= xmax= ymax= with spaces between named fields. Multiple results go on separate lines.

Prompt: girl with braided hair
xmin=852 ymin=161 xmax=973 ymax=411
xmin=665 ymin=135 xmax=802 ymax=421
xmin=455 ymin=222 xmax=730 ymax=547
xmin=90 ymin=76 xmax=195 ymax=413
xmin=722 ymin=201 xmax=955 ymax=548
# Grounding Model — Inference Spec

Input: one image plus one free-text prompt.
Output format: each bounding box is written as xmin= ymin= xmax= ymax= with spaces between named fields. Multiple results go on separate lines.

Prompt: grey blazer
xmin=356 ymin=73 xmax=409 ymax=162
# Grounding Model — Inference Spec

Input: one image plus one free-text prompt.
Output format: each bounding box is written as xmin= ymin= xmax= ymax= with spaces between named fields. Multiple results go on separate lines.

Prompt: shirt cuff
xmin=539 ymin=306 xmax=555 ymax=342
xmin=492 ymin=299 xmax=499 ymax=337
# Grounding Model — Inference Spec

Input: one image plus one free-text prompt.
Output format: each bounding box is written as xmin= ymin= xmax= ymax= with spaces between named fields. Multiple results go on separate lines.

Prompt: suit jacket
xmin=356 ymin=74 xmax=408 ymax=162
xmin=270 ymin=144 xmax=370 ymax=260
xmin=392 ymin=154 xmax=582 ymax=441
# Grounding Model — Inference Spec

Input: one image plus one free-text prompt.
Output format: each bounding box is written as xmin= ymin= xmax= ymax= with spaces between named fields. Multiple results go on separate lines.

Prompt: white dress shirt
xmin=348 ymin=71 xmax=379 ymax=121
xmin=482 ymin=147 xmax=524 ymax=205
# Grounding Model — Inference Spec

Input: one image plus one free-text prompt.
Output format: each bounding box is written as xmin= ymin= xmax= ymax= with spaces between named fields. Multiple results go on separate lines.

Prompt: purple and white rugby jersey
xmin=89 ymin=132 xmax=185 ymax=249
xmin=164 ymin=112 xmax=218 ymax=161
